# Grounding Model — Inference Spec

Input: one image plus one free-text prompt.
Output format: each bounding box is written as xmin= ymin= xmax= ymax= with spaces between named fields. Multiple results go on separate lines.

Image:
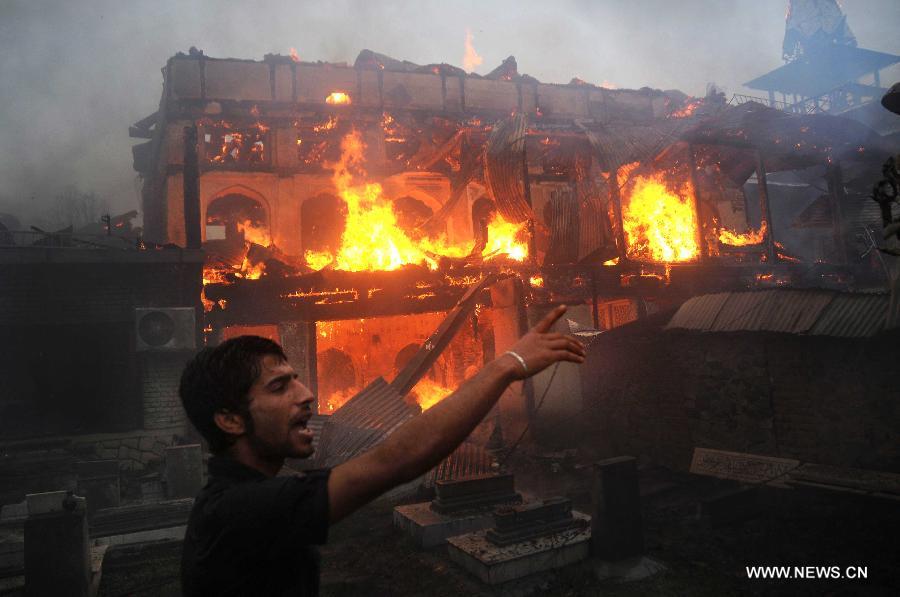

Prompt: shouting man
xmin=179 ymin=305 xmax=585 ymax=596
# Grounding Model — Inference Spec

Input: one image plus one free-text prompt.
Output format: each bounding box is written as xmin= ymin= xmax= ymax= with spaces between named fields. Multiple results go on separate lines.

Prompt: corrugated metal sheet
xmin=666 ymin=289 xmax=889 ymax=338
xmin=810 ymin=293 xmax=888 ymax=338
xmin=426 ymin=441 xmax=494 ymax=487
xmin=331 ymin=377 xmax=418 ymax=431
xmin=665 ymin=292 xmax=730 ymax=331
xmin=756 ymin=289 xmax=835 ymax=334
xmin=715 ymin=290 xmax=776 ymax=332
xmin=483 ymin=113 xmax=532 ymax=223
xmin=317 ymin=422 xmax=386 ymax=468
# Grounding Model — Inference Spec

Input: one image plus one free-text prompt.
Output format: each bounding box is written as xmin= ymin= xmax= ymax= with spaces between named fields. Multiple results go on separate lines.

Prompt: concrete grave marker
xmin=591 ymin=456 xmax=644 ymax=561
xmin=24 ymin=491 xmax=90 ymax=597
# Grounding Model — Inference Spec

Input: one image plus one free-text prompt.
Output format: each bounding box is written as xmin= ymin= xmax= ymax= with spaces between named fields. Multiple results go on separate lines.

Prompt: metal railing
xmin=731 ymin=81 xmax=883 ymax=116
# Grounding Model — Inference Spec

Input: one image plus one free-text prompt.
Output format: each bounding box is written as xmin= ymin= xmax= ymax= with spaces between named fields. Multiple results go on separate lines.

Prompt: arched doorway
xmin=206 ymin=193 xmax=269 ymax=246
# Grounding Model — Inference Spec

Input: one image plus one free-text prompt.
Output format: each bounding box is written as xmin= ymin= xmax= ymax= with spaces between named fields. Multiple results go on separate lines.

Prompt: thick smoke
xmin=0 ymin=0 xmax=897 ymax=224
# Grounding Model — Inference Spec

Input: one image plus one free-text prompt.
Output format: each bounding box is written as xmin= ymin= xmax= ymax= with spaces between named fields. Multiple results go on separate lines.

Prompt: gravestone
xmin=431 ymin=473 xmax=521 ymax=514
xmin=164 ymin=445 xmax=203 ymax=499
xmin=591 ymin=456 xmax=643 ymax=560
xmin=24 ymin=491 xmax=90 ymax=597
xmin=486 ymin=497 xmax=582 ymax=546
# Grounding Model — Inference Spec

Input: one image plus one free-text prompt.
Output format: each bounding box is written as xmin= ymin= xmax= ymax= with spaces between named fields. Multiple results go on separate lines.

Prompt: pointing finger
xmin=534 ymin=305 xmax=567 ymax=333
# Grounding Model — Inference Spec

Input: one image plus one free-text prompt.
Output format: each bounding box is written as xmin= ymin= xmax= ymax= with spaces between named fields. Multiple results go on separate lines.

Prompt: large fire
xmin=304 ymin=130 xmax=528 ymax=272
xmin=410 ymin=377 xmax=454 ymax=411
xmin=719 ymin=221 xmax=767 ymax=246
xmin=619 ymin=167 xmax=700 ymax=263
xmin=325 ymin=92 xmax=351 ymax=105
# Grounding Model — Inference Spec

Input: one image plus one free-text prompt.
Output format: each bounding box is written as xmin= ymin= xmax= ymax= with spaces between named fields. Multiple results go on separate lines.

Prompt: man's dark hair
xmin=179 ymin=335 xmax=287 ymax=453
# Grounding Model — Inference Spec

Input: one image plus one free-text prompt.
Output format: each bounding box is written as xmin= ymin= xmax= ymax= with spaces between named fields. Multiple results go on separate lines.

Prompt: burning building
xmin=129 ymin=47 xmax=893 ymax=456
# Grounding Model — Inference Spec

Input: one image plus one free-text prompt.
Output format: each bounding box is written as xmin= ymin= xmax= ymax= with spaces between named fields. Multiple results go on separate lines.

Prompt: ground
xmin=93 ymin=461 xmax=900 ymax=597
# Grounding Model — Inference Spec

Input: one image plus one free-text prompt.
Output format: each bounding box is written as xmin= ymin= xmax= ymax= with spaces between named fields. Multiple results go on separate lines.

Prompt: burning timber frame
xmin=132 ymin=50 xmax=891 ymax=333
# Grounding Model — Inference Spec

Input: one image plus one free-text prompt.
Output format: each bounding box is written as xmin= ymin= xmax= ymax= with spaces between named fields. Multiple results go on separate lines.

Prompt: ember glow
xmin=325 ymin=92 xmax=352 ymax=105
xmin=619 ymin=169 xmax=699 ymax=263
xmin=410 ymin=377 xmax=454 ymax=411
xmin=719 ymin=221 xmax=767 ymax=246
xmin=304 ymin=130 xmax=528 ymax=272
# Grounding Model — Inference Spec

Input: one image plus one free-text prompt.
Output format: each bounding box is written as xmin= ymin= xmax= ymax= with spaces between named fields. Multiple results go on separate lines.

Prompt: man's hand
xmin=501 ymin=305 xmax=586 ymax=380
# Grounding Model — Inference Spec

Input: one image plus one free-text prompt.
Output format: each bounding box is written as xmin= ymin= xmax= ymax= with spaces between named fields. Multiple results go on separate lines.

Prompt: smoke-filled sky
xmin=0 ymin=0 xmax=898 ymax=221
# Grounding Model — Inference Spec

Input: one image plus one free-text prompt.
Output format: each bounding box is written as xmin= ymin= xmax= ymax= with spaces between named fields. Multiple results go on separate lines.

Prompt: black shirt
xmin=181 ymin=456 xmax=330 ymax=596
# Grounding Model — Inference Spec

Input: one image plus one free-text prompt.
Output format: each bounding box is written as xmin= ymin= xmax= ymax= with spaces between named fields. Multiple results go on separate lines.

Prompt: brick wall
xmin=140 ymin=353 xmax=191 ymax=432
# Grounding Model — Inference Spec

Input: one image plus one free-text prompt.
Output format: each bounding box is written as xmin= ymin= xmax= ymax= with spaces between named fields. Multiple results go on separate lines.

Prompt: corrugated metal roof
xmin=665 ymin=292 xmax=730 ymax=331
xmin=810 ymin=293 xmax=888 ymax=338
xmin=714 ymin=290 xmax=776 ymax=332
xmin=666 ymin=289 xmax=889 ymax=338
xmin=757 ymin=289 xmax=835 ymax=333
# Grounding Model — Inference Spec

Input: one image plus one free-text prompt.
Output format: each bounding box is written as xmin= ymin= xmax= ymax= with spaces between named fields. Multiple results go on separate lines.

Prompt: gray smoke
xmin=0 ymin=0 xmax=897 ymax=224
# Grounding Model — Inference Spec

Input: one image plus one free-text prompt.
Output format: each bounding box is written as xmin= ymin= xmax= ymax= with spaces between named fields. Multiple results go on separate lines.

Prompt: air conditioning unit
xmin=135 ymin=307 xmax=197 ymax=351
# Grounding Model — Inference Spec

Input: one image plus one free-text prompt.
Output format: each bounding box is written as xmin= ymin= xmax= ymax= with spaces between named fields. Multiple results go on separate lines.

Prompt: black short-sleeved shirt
xmin=181 ymin=456 xmax=331 ymax=597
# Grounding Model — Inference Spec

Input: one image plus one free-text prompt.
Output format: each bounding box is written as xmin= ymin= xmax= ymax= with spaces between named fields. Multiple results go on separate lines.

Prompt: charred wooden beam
xmin=183 ymin=126 xmax=202 ymax=250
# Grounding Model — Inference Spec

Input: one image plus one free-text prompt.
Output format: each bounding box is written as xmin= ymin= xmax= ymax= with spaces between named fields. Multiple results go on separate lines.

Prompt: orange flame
xmin=289 ymin=47 xmax=300 ymax=63
xmin=320 ymin=387 xmax=359 ymax=413
xmin=619 ymin=168 xmax=699 ymax=263
xmin=719 ymin=221 xmax=767 ymax=246
xmin=326 ymin=92 xmax=351 ymax=105
xmin=411 ymin=377 xmax=454 ymax=411
xmin=463 ymin=28 xmax=483 ymax=72
xmin=304 ymin=130 xmax=528 ymax=272
xmin=237 ymin=219 xmax=271 ymax=246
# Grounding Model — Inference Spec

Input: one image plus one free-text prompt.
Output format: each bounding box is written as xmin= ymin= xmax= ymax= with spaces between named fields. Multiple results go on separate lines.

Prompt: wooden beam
xmin=755 ymin=150 xmax=777 ymax=264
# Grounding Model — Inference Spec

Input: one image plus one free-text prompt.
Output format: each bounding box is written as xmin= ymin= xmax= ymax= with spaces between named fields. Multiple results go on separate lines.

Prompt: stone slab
xmin=690 ymin=448 xmax=800 ymax=484
xmin=446 ymin=511 xmax=591 ymax=585
xmin=393 ymin=502 xmax=495 ymax=548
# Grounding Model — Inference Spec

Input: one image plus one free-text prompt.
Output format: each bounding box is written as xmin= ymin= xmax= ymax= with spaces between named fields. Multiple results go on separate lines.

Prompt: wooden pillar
xmin=687 ymin=144 xmax=706 ymax=261
xmin=609 ymin=164 xmax=629 ymax=261
xmin=825 ymin=161 xmax=849 ymax=265
xmin=755 ymin=150 xmax=777 ymax=263
xmin=183 ymin=125 xmax=202 ymax=250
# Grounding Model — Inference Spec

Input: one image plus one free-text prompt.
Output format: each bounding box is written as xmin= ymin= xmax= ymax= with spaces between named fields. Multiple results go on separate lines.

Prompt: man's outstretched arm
xmin=327 ymin=304 xmax=585 ymax=523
